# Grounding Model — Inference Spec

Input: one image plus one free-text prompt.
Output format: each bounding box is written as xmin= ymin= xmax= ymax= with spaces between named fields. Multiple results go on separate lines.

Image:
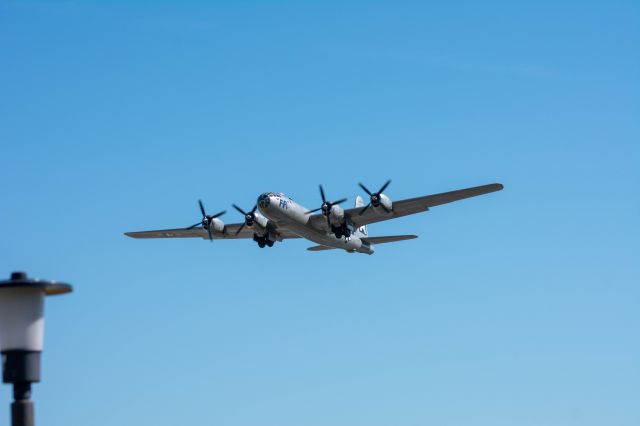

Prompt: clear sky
xmin=1 ymin=1 xmax=639 ymax=425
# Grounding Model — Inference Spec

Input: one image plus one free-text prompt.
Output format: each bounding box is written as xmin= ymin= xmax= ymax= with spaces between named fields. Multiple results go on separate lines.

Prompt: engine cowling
xmin=205 ymin=217 xmax=225 ymax=234
xmin=329 ymin=204 xmax=345 ymax=226
xmin=358 ymin=180 xmax=393 ymax=215
xmin=372 ymin=193 xmax=392 ymax=212
xmin=251 ymin=211 xmax=269 ymax=231
xmin=188 ymin=200 xmax=227 ymax=241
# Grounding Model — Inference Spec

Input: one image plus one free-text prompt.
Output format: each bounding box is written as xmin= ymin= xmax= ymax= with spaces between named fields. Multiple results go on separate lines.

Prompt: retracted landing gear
xmin=253 ymin=234 xmax=274 ymax=248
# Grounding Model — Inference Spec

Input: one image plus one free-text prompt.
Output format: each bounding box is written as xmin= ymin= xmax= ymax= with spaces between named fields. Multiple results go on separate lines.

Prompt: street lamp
xmin=0 ymin=272 xmax=72 ymax=426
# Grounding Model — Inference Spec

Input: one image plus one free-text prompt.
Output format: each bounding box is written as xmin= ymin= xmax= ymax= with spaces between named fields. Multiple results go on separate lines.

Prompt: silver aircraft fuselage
xmin=256 ymin=192 xmax=374 ymax=254
xmin=124 ymin=182 xmax=504 ymax=252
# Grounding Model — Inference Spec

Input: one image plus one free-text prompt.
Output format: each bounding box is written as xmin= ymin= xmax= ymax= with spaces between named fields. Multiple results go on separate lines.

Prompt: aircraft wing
xmin=343 ymin=183 xmax=503 ymax=228
xmin=124 ymin=223 xmax=300 ymax=240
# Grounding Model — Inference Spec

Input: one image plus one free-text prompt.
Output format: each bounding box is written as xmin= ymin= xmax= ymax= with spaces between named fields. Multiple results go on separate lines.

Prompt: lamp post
xmin=0 ymin=272 xmax=72 ymax=426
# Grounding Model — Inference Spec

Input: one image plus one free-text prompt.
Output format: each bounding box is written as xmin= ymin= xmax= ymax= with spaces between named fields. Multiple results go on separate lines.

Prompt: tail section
xmin=307 ymin=235 xmax=417 ymax=253
xmin=361 ymin=235 xmax=417 ymax=244
xmin=354 ymin=196 xmax=368 ymax=237
xmin=307 ymin=245 xmax=336 ymax=251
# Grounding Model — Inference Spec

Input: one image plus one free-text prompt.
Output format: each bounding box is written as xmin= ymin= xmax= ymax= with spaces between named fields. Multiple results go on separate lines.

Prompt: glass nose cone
xmin=258 ymin=193 xmax=271 ymax=209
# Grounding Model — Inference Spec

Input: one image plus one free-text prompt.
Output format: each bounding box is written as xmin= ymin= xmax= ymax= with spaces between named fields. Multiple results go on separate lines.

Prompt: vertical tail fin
xmin=353 ymin=196 xmax=368 ymax=237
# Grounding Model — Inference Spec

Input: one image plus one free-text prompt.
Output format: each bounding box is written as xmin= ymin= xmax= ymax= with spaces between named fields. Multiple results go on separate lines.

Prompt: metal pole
xmin=11 ymin=383 xmax=34 ymax=426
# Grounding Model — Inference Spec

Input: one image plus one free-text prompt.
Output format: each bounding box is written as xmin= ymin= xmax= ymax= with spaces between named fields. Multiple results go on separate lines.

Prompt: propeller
xmin=358 ymin=179 xmax=391 ymax=215
xmin=186 ymin=200 xmax=226 ymax=241
xmin=305 ymin=185 xmax=347 ymax=226
xmin=232 ymin=204 xmax=258 ymax=236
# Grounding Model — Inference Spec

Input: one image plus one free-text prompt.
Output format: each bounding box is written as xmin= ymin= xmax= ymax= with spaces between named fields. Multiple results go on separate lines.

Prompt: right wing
xmin=124 ymin=223 xmax=300 ymax=240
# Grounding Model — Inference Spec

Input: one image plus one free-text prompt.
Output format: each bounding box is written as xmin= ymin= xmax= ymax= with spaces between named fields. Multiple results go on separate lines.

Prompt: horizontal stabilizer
xmin=307 ymin=245 xmax=337 ymax=251
xmin=307 ymin=235 xmax=417 ymax=252
xmin=362 ymin=235 xmax=417 ymax=244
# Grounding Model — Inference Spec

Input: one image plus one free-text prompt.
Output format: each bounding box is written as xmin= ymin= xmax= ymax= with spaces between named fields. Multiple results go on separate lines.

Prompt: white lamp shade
xmin=0 ymin=287 xmax=45 ymax=351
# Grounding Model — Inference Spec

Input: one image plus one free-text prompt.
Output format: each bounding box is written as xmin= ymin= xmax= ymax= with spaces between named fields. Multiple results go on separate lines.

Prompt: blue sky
xmin=1 ymin=1 xmax=639 ymax=425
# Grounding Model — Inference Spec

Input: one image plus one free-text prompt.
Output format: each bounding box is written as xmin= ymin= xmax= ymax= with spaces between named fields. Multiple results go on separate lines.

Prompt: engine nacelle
xmin=373 ymin=193 xmax=393 ymax=213
xmin=208 ymin=218 xmax=225 ymax=233
xmin=329 ymin=204 xmax=345 ymax=226
xmin=251 ymin=211 xmax=269 ymax=231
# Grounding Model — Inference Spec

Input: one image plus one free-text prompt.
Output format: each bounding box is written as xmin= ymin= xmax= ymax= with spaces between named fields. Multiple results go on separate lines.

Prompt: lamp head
xmin=0 ymin=272 xmax=72 ymax=353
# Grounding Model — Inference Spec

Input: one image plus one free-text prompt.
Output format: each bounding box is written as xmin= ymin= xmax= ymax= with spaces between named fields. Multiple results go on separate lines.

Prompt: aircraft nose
xmin=257 ymin=193 xmax=272 ymax=210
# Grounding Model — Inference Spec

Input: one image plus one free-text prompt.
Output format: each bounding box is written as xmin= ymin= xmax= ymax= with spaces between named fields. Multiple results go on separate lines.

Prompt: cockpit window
xmin=258 ymin=193 xmax=271 ymax=208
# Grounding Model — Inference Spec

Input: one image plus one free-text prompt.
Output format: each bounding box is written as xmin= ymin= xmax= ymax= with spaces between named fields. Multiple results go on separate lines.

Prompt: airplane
xmin=124 ymin=181 xmax=503 ymax=255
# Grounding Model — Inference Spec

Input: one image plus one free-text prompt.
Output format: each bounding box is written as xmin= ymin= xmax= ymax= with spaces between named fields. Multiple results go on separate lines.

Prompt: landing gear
xmin=253 ymin=234 xmax=274 ymax=248
xmin=332 ymin=224 xmax=351 ymax=239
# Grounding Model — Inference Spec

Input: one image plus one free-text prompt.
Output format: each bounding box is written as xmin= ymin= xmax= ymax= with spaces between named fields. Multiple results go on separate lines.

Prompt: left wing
xmin=348 ymin=183 xmax=503 ymax=227
xmin=125 ymin=223 xmax=300 ymax=240
xmin=309 ymin=183 xmax=503 ymax=230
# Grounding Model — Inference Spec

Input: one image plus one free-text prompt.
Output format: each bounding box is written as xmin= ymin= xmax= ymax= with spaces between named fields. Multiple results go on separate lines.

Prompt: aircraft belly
xmin=280 ymin=220 xmax=372 ymax=254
